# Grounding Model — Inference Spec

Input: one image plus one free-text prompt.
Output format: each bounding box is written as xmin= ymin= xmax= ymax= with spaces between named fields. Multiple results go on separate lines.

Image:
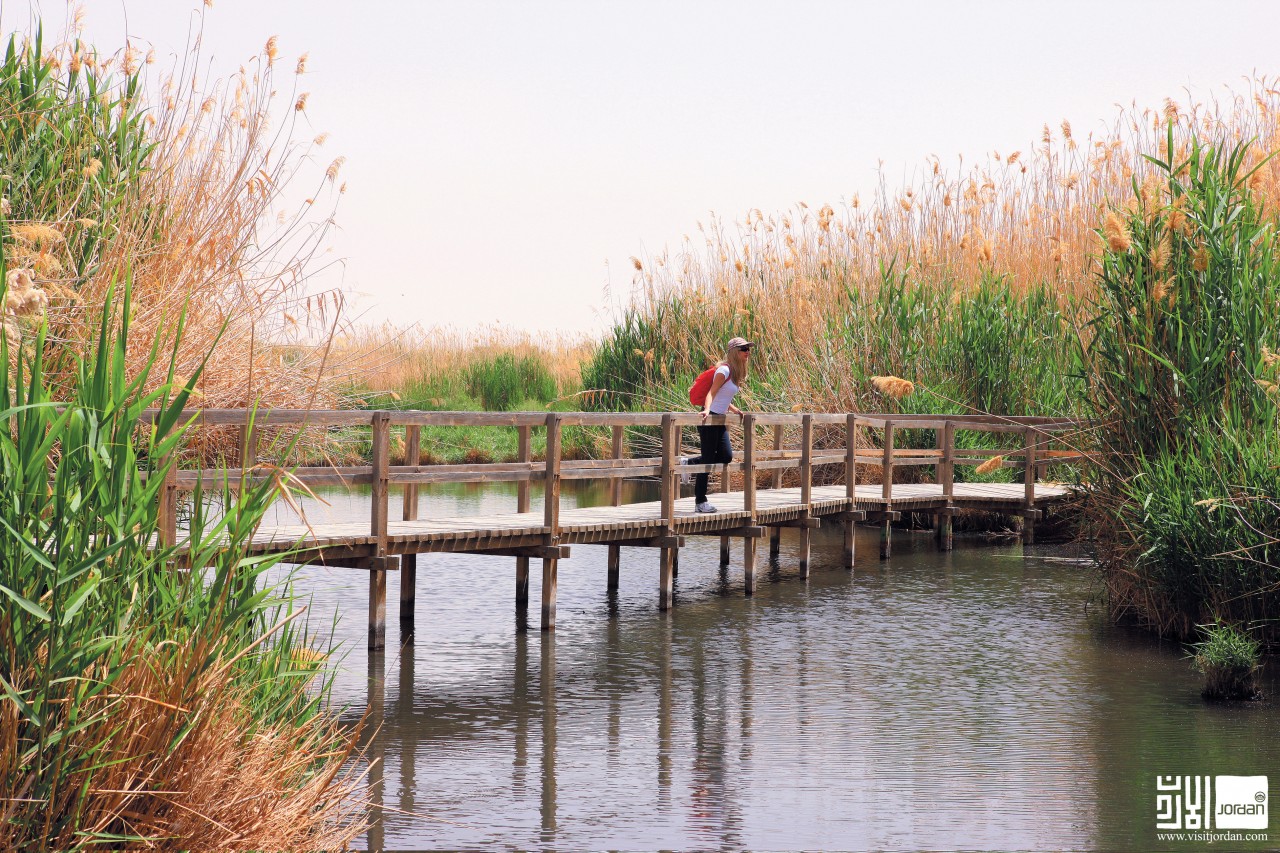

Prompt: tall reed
xmin=0 ymin=262 xmax=361 ymax=849
xmin=1084 ymin=133 xmax=1280 ymax=640
xmin=590 ymin=81 xmax=1280 ymax=421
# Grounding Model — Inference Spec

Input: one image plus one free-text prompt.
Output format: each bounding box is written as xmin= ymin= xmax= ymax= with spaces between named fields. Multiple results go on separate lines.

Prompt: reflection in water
xmin=279 ymin=482 xmax=1280 ymax=852
xmin=540 ymin=634 xmax=557 ymax=843
xmin=364 ymin=649 xmax=385 ymax=853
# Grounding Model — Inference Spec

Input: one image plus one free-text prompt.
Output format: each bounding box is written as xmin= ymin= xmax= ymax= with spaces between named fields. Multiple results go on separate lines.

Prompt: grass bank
xmin=326 ymin=323 xmax=598 ymax=464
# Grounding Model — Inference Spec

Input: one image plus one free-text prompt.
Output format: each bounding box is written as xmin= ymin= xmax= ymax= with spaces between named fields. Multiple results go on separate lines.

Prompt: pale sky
xmin=10 ymin=1 xmax=1280 ymax=333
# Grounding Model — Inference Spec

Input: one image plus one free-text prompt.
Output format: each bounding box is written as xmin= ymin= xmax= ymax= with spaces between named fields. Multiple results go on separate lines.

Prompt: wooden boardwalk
xmin=245 ymin=482 xmax=1069 ymax=556
xmin=156 ymin=409 xmax=1087 ymax=646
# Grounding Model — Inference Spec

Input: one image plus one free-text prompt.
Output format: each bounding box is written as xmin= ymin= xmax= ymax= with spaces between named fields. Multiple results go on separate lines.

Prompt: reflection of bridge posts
xmin=657 ymin=616 xmax=673 ymax=803
xmin=606 ymin=615 xmax=622 ymax=766
xmin=396 ymin=637 xmax=416 ymax=821
xmin=365 ymin=648 xmax=386 ymax=853
xmin=512 ymin=633 xmax=529 ymax=792
xmin=539 ymin=635 xmax=558 ymax=843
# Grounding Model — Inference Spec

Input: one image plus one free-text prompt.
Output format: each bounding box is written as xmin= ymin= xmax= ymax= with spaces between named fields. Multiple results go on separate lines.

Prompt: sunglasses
xmin=736 ymin=345 xmax=753 ymax=352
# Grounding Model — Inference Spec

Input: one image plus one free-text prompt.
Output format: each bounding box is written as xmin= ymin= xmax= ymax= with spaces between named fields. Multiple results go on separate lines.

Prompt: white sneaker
xmin=679 ymin=457 xmax=692 ymax=484
xmin=695 ymin=501 xmax=718 ymax=514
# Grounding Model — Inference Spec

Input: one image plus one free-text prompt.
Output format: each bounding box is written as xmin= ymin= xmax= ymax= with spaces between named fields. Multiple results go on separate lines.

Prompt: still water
xmin=270 ymin=481 xmax=1280 ymax=852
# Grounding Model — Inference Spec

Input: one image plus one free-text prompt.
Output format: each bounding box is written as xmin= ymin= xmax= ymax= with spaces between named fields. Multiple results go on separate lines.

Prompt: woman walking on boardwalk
xmin=685 ymin=336 xmax=752 ymax=513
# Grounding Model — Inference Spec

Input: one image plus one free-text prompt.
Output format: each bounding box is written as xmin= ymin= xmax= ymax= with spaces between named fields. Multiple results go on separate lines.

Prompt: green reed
xmin=1084 ymin=131 xmax=1280 ymax=641
xmin=0 ymin=29 xmax=150 ymax=281
xmin=0 ymin=261 xmax=355 ymax=848
xmin=1191 ymin=622 xmax=1263 ymax=700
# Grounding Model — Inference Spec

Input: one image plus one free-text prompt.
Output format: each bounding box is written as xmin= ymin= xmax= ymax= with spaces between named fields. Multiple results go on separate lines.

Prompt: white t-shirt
xmin=708 ymin=364 xmax=739 ymax=414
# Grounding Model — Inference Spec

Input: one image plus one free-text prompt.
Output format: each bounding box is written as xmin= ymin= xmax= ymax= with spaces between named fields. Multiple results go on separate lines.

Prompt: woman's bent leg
xmin=694 ymin=425 xmax=724 ymax=504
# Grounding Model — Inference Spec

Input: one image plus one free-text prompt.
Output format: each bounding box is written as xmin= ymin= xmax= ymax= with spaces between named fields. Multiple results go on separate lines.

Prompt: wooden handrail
xmin=143 ymin=406 xmax=1084 ymax=430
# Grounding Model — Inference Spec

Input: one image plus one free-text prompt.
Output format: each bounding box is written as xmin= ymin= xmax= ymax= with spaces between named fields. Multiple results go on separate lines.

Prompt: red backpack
xmin=688 ymin=365 xmax=719 ymax=407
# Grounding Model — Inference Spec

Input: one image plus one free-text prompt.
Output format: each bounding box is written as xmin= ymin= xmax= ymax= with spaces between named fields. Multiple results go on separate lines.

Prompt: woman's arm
xmin=702 ymin=371 xmax=728 ymax=420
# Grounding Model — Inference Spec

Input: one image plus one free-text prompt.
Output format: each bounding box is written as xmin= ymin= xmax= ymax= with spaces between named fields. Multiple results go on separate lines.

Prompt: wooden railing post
xmin=157 ymin=454 xmax=178 ymax=549
xmin=769 ymin=423 xmax=783 ymax=556
xmin=843 ymin=413 xmax=857 ymax=568
xmin=658 ymin=413 xmax=676 ymax=611
xmin=880 ymin=420 xmax=894 ymax=560
xmin=1023 ymin=426 xmax=1037 ymax=545
xmin=541 ymin=413 xmax=562 ymax=630
xmin=516 ymin=424 xmax=532 ymax=614
xmin=742 ymin=414 xmax=757 ymax=595
xmin=938 ymin=419 xmax=955 ymax=551
xmin=798 ymin=414 xmax=813 ymax=577
xmin=368 ymin=411 xmax=391 ymax=650
xmin=1036 ymin=432 xmax=1050 ymax=481
xmin=400 ymin=424 xmax=421 ymax=631
xmin=607 ymin=424 xmax=624 ymax=591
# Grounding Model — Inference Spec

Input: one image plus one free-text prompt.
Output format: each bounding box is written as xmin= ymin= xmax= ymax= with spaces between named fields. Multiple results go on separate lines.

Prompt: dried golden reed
xmin=870 ymin=375 xmax=915 ymax=399
xmin=4 ymin=15 xmax=353 ymax=462
xmin=975 ymin=455 xmax=1005 ymax=475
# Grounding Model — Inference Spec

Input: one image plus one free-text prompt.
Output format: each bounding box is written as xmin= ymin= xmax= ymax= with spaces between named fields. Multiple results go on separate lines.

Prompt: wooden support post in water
xmin=401 ymin=424 xmax=421 ymax=630
xmin=607 ymin=424 xmax=624 ymax=590
xmin=369 ymin=411 xmax=391 ymax=649
xmin=659 ymin=413 xmax=676 ymax=611
xmin=607 ymin=546 xmax=621 ymax=591
xmin=880 ymin=420 xmax=894 ymax=560
xmin=769 ymin=424 xmax=783 ymax=557
xmin=743 ymin=414 xmax=757 ymax=595
xmin=798 ymin=414 xmax=813 ymax=578
xmin=542 ymin=414 xmax=562 ymax=630
xmin=369 ymin=568 xmax=387 ymax=653
xmin=516 ymin=425 xmax=532 ymax=611
xmin=844 ymin=413 xmax=857 ymax=568
xmin=1023 ymin=426 xmax=1037 ymax=546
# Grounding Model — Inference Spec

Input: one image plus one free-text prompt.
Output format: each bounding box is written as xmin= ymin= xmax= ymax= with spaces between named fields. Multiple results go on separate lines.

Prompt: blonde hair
xmin=719 ymin=343 xmax=750 ymax=385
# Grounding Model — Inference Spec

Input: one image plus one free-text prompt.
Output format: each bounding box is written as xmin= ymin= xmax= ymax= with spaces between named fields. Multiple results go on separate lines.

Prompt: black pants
xmin=691 ymin=424 xmax=733 ymax=503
